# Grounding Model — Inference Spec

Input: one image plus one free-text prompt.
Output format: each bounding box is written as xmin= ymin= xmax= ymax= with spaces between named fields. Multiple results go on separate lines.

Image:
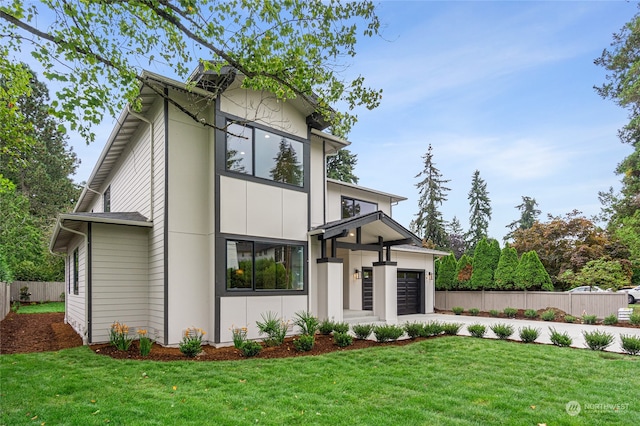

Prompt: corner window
xmin=341 ymin=196 xmax=377 ymax=219
xmin=73 ymin=249 xmax=79 ymax=295
xmin=226 ymin=240 xmax=304 ymax=291
xmin=103 ymin=186 xmax=111 ymax=213
xmin=226 ymin=122 xmax=304 ymax=187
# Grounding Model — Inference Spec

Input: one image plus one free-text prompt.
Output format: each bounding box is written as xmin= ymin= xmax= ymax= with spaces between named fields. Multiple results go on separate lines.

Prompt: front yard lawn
xmin=1 ymin=336 xmax=637 ymax=425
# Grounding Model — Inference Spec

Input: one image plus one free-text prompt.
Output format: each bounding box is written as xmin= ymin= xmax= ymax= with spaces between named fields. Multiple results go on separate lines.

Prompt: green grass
xmin=1 ymin=337 xmax=638 ymax=425
xmin=15 ymin=302 xmax=65 ymax=314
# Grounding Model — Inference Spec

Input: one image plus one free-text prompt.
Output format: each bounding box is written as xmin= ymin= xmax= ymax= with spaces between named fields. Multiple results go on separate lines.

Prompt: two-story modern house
xmin=50 ymin=67 xmax=447 ymax=346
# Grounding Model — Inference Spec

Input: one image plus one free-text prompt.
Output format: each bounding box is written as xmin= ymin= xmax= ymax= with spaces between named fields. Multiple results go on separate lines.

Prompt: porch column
xmin=316 ymin=258 xmax=344 ymax=323
xmin=373 ymin=261 xmax=398 ymax=324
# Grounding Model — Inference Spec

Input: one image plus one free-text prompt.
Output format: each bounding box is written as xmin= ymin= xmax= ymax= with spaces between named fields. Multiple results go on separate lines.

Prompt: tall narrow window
xmin=73 ymin=249 xmax=79 ymax=295
xmin=103 ymin=186 xmax=111 ymax=213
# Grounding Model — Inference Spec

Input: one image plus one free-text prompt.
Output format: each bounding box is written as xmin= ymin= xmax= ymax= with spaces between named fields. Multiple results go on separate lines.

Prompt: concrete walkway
xmin=398 ymin=313 xmax=640 ymax=354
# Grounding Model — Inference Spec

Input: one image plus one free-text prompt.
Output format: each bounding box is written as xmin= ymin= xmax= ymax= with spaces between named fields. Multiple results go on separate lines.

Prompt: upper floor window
xmin=341 ymin=196 xmax=377 ymax=219
xmin=103 ymin=186 xmax=111 ymax=212
xmin=226 ymin=122 xmax=304 ymax=187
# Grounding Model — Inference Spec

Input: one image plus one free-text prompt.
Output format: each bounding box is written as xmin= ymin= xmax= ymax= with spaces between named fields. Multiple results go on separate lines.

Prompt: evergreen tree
xmin=455 ymin=254 xmax=473 ymax=290
xmin=270 ymin=138 xmax=303 ymax=186
xmin=447 ymin=216 xmax=466 ymax=259
xmin=411 ymin=144 xmax=451 ymax=249
xmin=435 ymin=253 xmax=457 ymax=290
xmin=327 ymin=149 xmax=358 ymax=184
xmin=465 ymin=170 xmax=492 ymax=252
xmin=469 ymin=237 xmax=500 ymax=290
xmin=505 ymin=196 xmax=541 ymax=241
xmin=514 ymin=251 xmax=553 ymax=291
xmin=494 ymin=246 xmax=519 ymax=290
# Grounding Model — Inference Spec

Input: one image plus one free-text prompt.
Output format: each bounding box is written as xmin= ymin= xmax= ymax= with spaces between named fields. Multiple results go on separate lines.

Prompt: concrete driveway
xmin=401 ymin=313 xmax=640 ymax=354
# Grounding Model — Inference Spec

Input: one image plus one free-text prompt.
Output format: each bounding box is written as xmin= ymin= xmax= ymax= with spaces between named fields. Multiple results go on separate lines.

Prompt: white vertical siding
xmin=90 ymin=223 xmax=149 ymax=343
xmin=309 ymin=141 xmax=325 ymax=228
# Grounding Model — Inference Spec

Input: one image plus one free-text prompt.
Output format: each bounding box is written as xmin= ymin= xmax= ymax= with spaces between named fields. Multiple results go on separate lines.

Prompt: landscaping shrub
xmin=293 ymin=311 xmax=319 ymax=336
xmin=629 ymin=313 xmax=640 ymax=325
xmin=489 ymin=309 xmax=499 ymax=317
xmin=231 ymin=326 xmax=248 ymax=349
xmin=518 ymin=327 xmax=540 ymax=343
xmin=332 ymin=322 xmax=350 ymax=334
xmin=541 ymin=309 xmax=556 ymax=321
xmin=549 ymin=327 xmax=572 ymax=347
xmin=582 ymin=330 xmax=614 ymax=351
xmin=256 ymin=312 xmax=289 ymax=347
xmin=503 ymin=307 xmax=517 ymax=318
xmin=179 ymin=327 xmax=205 ymax=357
xmin=109 ymin=321 xmax=133 ymax=351
xmin=490 ymin=323 xmax=514 ymax=340
xmin=373 ymin=324 xmax=404 ymax=342
xmin=318 ymin=319 xmax=335 ymax=335
xmin=582 ymin=314 xmax=597 ymax=325
xmin=452 ymin=306 xmax=464 ymax=315
xmin=468 ymin=308 xmax=480 ymax=316
xmin=620 ymin=334 xmax=640 ymax=356
xmin=403 ymin=322 xmax=425 ymax=339
xmin=352 ymin=323 xmax=373 ymax=340
xmin=19 ymin=286 xmax=31 ymax=302
xmin=441 ymin=322 xmax=462 ymax=335
xmin=524 ymin=309 xmax=538 ymax=319
xmin=421 ymin=321 xmax=444 ymax=337
xmin=293 ymin=334 xmax=315 ymax=352
xmin=137 ymin=329 xmax=152 ymax=357
xmin=603 ymin=314 xmax=618 ymax=326
xmin=240 ymin=341 xmax=262 ymax=357
xmin=333 ymin=332 xmax=353 ymax=348
xmin=467 ymin=324 xmax=486 ymax=338
xmin=564 ymin=315 xmax=576 ymax=323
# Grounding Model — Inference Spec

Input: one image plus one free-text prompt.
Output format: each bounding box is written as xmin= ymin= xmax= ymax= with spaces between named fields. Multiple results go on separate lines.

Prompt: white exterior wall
xmin=218 ymin=295 xmax=307 ymax=344
xmin=166 ymin=93 xmax=214 ymax=345
xmin=90 ymin=224 xmax=149 ymax=343
xmin=65 ymin=231 xmax=87 ymax=342
xmin=326 ymin=183 xmax=393 ymax=222
xmin=309 ymin=140 xmax=325 ymax=228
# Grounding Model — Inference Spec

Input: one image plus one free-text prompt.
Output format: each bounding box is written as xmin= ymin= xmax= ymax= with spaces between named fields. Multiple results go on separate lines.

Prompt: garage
xmin=362 ymin=269 xmax=423 ymax=315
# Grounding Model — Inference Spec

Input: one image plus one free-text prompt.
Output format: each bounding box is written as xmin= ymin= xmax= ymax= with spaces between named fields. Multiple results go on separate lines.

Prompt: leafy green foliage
xmin=629 ymin=313 xmax=640 ymax=325
xmin=109 ymin=322 xmax=133 ymax=351
xmin=421 ymin=321 xmax=444 ymax=337
xmin=239 ymin=340 xmax=262 ymax=357
xmin=256 ymin=312 xmax=289 ymax=347
xmin=1 ymin=0 xmax=382 ymax=140
xmin=326 ymin=149 xmax=358 ymax=184
xmin=318 ymin=319 xmax=335 ymax=335
xmin=561 ymin=259 xmax=631 ymax=291
xmin=403 ymin=322 xmax=424 ymax=339
xmin=582 ymin=330 xmax=614 ymax=351
xmin=468 ymin=308 xmax=479 ymax=316
xmin=494 ymin=246 xmax=519 ymax=290
xmin=503 ymin=307 xmax=517 ymax=319
xmin=411 ymin=144 xmax=450 ymax=249
xmin=548 ymin=328 xmax=572 ymax=347
xmin=333 ymin=332 xmax=353 ymax=348
xmin=452 ymin=306 xmax=464 ymax=315
xmin=351 ymin=323 xmax=373 ymax=340
xmin=620 ymin=334 xmax=640 ymax=355
xmin=518 ymin=327 xmax=540 ymax=343
xmin=514 ymin=251 xmax=553 ymax=291
xmin=467 ymin=324 xmax=486 ymax=338
xmin=470 ymin=238 xmax=500 ymax=290
xmin=435 ymin=253 xmax=456 ymax=290
xmin=465 ymin=170 xmax=492 ymax=253
xmin=179 ymin=327 xmax=205 ymax=357
xmin=490 ymin=323 xmax=514 ymax=340
xmin=293 ymin=311 xmax=319 ymax=336
xmin=524 ymin=309 xmax=538 ymax=319
xmin=582 ymin=314 xmax=597 ymax=325
xmin=489 ymin=309 xmax=499 ymax=317
xmin=564 ymin=315 xmax=576 ymax=323
xmin=603 ymin=314 xmax=618 ymax=325
xmin=332 ymin=322 xmax=350 ymax=334
xmin=541 ymin=309 xmax=556 ymax=321
xmin=454 ymin=254 xmax=473 ymax=289
xmin=293 ymin=334 xmax=315 ymax=352
xmin=373 ymin=324 xmax=404 ymax=342
xmin=441 ymin=322 xmax=462 ymax=335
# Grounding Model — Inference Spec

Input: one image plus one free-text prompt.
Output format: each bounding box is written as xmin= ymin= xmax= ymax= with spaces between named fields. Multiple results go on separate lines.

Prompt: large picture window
xmin=341 ymin=196 xmax=378 ymax=219
xmin=225 ymin=122 xmax=304 ymax=187
xmin=226 ymin=240 xmax=304 ymax=291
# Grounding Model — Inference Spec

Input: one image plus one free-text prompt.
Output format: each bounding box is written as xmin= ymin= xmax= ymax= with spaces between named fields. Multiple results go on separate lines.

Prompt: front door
xmin=362 ymin=267 xmax=373 ymax=310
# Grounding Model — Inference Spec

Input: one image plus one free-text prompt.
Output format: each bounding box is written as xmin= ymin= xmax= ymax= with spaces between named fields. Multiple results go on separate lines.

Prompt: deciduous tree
xmin=455 ymin=254 xmax=473 ymax=290
xmin=446 ymin=216 xmax=466 ymax=259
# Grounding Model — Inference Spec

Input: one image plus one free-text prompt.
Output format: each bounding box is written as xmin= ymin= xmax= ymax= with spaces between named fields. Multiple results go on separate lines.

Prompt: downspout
xmin=127 ymin=106 xmax=155 ymax=221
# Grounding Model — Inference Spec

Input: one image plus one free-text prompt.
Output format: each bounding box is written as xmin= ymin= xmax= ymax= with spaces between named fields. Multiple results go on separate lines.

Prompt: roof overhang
xmin=310 ymin=211 xmax=422 ymax=248
xmin=327 ymin=178 xmax=407 ymax=204
xmin=50 ymin=212 xmax=152 ymax=252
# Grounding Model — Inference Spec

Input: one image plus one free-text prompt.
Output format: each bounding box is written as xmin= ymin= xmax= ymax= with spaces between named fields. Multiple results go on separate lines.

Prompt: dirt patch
xmin=0 ymin=312 xmax=82 ymax=354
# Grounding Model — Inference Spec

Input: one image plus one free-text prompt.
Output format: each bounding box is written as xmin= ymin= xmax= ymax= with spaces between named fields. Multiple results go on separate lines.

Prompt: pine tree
xmin=412 ymin=144 xmax=451 ymax=249
xmin=435 ymin=253 xmax=457 ymax=290
xmin=447 ymin=216 xmax=466 ymax=259
xmin=514 ymin=251 xmax=553 ymax=291
xmin=465 ymin=170 xmax=492 ymax=253
xmin=327 ymin=149 xmax=358 ymax=184
xmin=455 ymin=254 xmax=473 ymax=290
xmin=270 ymin=138 xmax=303 ymax=186
xmin=504 ymin=196 xmax=541 ymax=241
xmin=494 ymin=246 xmax=519 ymax=290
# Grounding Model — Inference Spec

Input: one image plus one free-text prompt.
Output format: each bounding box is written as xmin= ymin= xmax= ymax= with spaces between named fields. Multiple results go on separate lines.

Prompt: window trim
xmin=341 ymin=196 xmax=378 ymax=219
xmin=103 ymin=186 xmax=111 ymax=213
xmin=72 ymin=248 xmax=79 ymax=295
xmin=224 ymin=237 xmax=306 ymax=293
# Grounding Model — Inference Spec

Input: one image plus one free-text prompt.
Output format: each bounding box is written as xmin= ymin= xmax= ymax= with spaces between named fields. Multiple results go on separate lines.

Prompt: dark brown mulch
xmin=0 ymin=312 xmax=83 ymax=354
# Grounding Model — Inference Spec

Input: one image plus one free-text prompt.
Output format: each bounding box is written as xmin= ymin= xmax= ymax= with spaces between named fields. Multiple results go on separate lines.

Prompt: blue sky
xmin=63 ymin=1 xmax=634 ymax=241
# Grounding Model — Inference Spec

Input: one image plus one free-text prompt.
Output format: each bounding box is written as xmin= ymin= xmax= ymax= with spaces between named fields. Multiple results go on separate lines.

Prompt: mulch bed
xmin=0 ymin=312 xmax=82 ymax=354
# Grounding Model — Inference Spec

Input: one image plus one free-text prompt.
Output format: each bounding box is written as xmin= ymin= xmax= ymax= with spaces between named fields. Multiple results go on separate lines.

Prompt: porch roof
xmin=310 ymin=211 xmax=422 ymax=247
xmin=50 ymin=212 xmax=152 ymax=252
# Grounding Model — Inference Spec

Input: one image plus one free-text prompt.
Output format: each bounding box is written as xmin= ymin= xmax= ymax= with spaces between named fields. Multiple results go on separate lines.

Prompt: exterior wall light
xmin=354 ymin=269 xmax=361 ymax=280
xmin=427 ymin=272 xmax=433 ymax=281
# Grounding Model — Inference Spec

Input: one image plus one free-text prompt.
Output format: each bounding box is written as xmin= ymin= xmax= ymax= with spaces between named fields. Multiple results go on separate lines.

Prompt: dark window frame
xmin=103 ymin=186 xmax=111 ymax=213
xmin=341 ymin=196 xmax=378 ymax=219
xmin=73 ymin=248 xmax=79 ymax=295
xmin=225 ymin=238 xmax=305 ymax=292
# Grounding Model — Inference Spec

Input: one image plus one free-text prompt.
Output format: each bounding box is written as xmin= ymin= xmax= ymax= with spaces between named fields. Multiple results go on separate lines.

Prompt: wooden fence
xmin=9 ymin=281 xmax=65 ymax=303
xmin=435 ymin=290 xmax=628 ymax=319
